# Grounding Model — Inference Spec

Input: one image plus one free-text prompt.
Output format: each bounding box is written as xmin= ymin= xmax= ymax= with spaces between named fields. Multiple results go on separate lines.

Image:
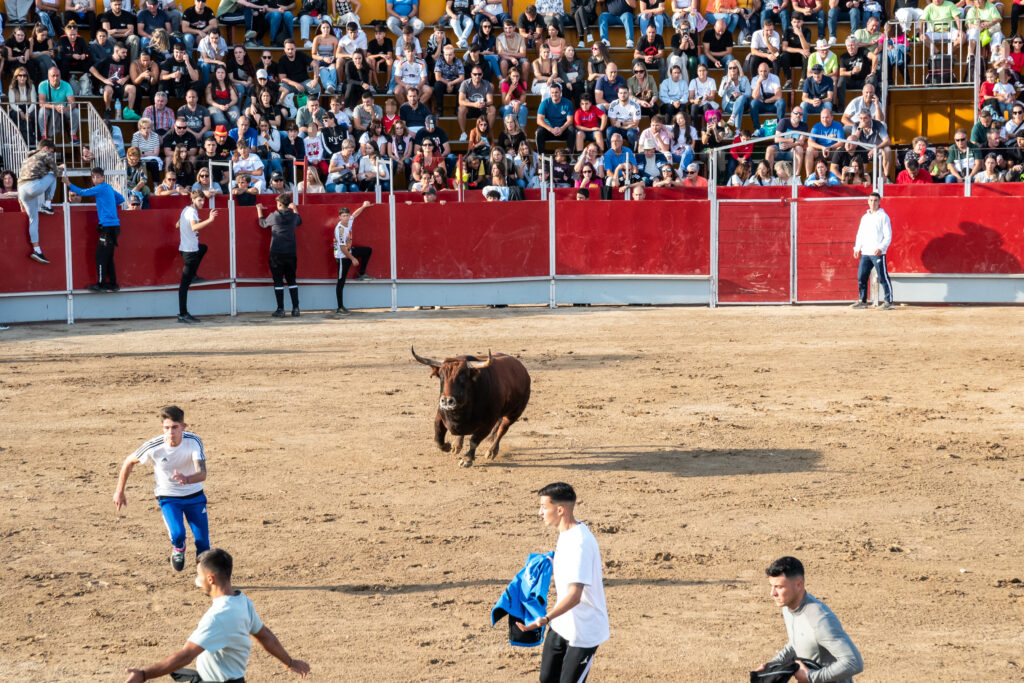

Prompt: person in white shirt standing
xmin=122 ymin=548 xmax=311 ymax=683
xmin=519 ymin=482 xmax=609 ymax=683
xmin=334 ymin=201 xmax=374 ymax=315
xmin=851 ymin=191 xmax=893 ymax=310
xmin=177 ymin=190 xmax=219 ymax=324
xmin=113 ymin=406 xmax=211 ymax=573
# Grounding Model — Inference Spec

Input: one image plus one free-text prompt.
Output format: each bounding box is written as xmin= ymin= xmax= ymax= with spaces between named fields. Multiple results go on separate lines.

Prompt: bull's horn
xmin=411 ymin=346 xmax=442 ymax=368
xmin=467 ymin=350 xmax=493 ymax=370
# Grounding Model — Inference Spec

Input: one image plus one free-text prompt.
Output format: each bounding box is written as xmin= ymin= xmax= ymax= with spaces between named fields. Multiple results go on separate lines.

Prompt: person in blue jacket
xmin=64 ymin=167 xmax=126 ymax=292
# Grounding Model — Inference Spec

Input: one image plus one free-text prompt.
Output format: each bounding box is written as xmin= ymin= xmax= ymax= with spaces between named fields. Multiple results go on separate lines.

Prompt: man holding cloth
xmin=518 ymin=482 xmax=609 ymax=683
xmin=64 ymin=167 xmax=126 ymax=292
xmin=851 ymin=191 xmax=893 ymax=310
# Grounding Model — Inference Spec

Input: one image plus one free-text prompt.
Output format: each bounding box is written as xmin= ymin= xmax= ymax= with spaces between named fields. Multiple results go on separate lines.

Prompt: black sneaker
xmin=30 ymin=251 xmax=50 ymax=264
xmin=177 ymin=313 xmax=200 ymax=323
xmin=170 ymin=548 xmax=185 ymax=572
xmin=86 ymin=283 xmax=103 ymax=292
xmin=356 ymin=273 xmax=373 ymax=281
xmin=39 ymin=203 xmax=54 ymax=215
xmin=272 ymin=308 xmax=286 ymax=318
xmin=335 ymin=307 xmax=350 ymax=315
xmin=103 ymin=283 xmax=120 ymax=292
xmin=291 ymin=307 xmax=301 ymax=317
xmin=192 ymin=276 xmax=206 ymax=283
xmin=104 ymin=108 xmax=113 ymax=120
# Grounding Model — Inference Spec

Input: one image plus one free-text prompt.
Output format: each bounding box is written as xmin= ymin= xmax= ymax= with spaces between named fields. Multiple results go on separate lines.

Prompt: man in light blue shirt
xmin=807 ymin=106 xmax=845 ymax=177
xmin=122 ymin=548 xmax=311 ymax=683
xmin=387 ymin=0 xmax=425 ymax=36
xmin=65 ymin=167 xmax=126 ymax=293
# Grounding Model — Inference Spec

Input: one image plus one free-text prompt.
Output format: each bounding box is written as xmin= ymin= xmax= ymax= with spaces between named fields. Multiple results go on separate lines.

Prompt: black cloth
xmin=234 ymin=190 xmax=258 ymax=205
xmin=702 ymin=29 xmax=734 ymax=54
xmin=399 ymin=102 xmax=431 ymax=129
xmin=170 ymin=667 xmax=244 ymax=683
xmin=164 ymin=129 xmax=199 ymax=152
xmin=414 ymin=127 xmax=450 ymax=150
xmin=262 ymin=208 xmax=301 ymax=254
xmin=539 ymin=628 xmax=598 ymax=683
xmin=93 ymin=55 xmax=130 ymax=86
xmin=635 ymin=34 xmax=664 ymax=59
xmin=95 ymin=226 xmax=119 ymax=287
xmin=336 ymin=246 xmax=372 ymax=308
xmin=100 ymin=10 xmax=136 ymax=33
xmin=605 ymin=0 xmax=632 ymax=15
xmin=321 ymin=127 xmax=346 ymax=155
xmin=138 ymin=8 xmax=171 ymax=35
xmin=182 ymin=6 xmax=215 ymax=32
xmin=517 ymin=13 xmax=542 ymax=33
xmin=269 ymin=252 xmax=298 ymax=309
xmin=161 ymin=56 xmax=195 ymax=96
xmin=179 ymin=244 xmax=208 ymax=315
xmin=178 ymin=104 xmax=210 ymax=134
xmin=536 ymin=127 xmax=574 ymax=154
xmin=277 ymin=52 xmax=312 ymax=83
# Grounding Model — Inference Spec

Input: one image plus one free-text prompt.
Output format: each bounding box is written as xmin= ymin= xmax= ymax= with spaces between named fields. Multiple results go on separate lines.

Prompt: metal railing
xmin=883 ymin=19 xmax=982 ymax=91
xmin=84 ymin=104 xmax=128 ymax=199
xmin=0 ymin=106 xmax=30 ymax=178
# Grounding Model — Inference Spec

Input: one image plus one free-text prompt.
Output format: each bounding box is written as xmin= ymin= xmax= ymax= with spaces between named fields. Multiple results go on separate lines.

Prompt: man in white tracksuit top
xmin=759 ymin=556 xmax=864 ymax=683
xmin=851 ymin=191 xmax=894 ymax=310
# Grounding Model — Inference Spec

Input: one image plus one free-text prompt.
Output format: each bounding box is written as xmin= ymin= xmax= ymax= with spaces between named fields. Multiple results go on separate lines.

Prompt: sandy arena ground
xmin=1 ymin=305 xmax=1023 ymax=682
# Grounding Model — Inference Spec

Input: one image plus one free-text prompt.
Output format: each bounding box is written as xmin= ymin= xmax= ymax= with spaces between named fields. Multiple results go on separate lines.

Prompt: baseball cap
xmin=256 ymin=68 xmax=269 ymax=79
xmin=271 ymin=172 xmax=284 ymax=181
xmin=811 ymin=63 xmax=824 ymax=72
xmin=214 ymin=125 xmax=228 ymax=135
xmin=425 ymin=114 xmax=437 ymax=127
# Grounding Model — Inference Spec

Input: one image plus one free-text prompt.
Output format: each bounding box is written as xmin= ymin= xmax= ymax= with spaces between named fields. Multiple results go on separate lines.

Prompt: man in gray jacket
xmin=758 ymin=556 xmax=864 ymax=683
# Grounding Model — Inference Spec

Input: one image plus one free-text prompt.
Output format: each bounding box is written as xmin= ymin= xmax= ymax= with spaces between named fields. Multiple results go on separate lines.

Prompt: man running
xmin=122 ymin=548 xmax=311 ymax=683
xmin=64 ymin=167 xmax=126 ymax=292
xmin=257 ymin=193 xmax=303 ymax=318
xmin=519 ymin=482 xmax=609 ymax=683
xmin=333 ymin=201 xmax=373 ymax=315
xmin=113 ymin=405 xmax=210 ymax=572
xmin=19 ymin=138 xmax=59 ymax=264
xmin=757 ymin=556 xmax=864 ymax=682
xmin=177 ymin=191 xmax=219 ymax=323
xmin=851 ymin=191 xmax=894 ymax=310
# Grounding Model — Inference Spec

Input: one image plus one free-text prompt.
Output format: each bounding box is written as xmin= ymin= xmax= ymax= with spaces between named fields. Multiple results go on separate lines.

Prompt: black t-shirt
xmin=464 ymin=55 xmax=494 ymax=82
xmin=95 ymin=55 xmax=131 ymax=82
xmin=367 ymin=36 xmax=394 ymax=56
xmin=228 ymin=60 xmax=251 ymax=84
xmin=776 ymin=118 xmax=809 ymax=138
xmin=783 ymin=26 xmax=811 ymax=49
xmin=178 ymin=104 xmax=210 ymax=133
xmin=215 ymin=138 xmax=237 ymax=156
xmin=234 ymin=190 xmax=258 ymax=206
xmin=100 ymin=9 xmax=136 ymax=32
xmin=636 ymin=34 xmax=664 ymax=57
xmin=322 ymin=127 xmax=346 ymax=155
xmin=253 ymin=102 xmax=286 ymax=123
xmin=671 ymin=31 xmax=699 ymax=57
xmin=517 ymin=13 xmax=542 ymax=33
xmin=138 ymin=9 xmax=171 ymax=35
xmin=262 ymin=208 xmax=302 ymax=253
xmin=702 ymin=29 xmax=733 ymax=53
xmin=7 ymin=37 xmax=30 ymax=59
xmin=839 ymin=48 xmax=870 ymax=79
xmin=277 ymin=53 xmax=312 ymax=82
xmin=414 ymin=127 xmax=449 ymax=149
xmin=182 ymin=6 xmax=214 ymax=31
xmin=400 ymin=102 xmax=431 ymax=129
xmin=58 ymin=36 xmax=88 ymax=60
xmin=163 ymin=129 xmax=198 ymax=151
xmin=161 ymin=56 xmax=194 ymax=88
xmin=639 ymin=0 xmax=664 ymax=11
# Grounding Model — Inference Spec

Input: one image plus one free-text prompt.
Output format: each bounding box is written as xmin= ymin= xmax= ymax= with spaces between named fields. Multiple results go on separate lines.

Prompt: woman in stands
xmin=531 ymin=42 xmax=563 ymax=100
xmin=429 ymin=166 xmax=452 ymax=191
xmin=387 ymin=118 xmax=414 ymax=177
xmin=499 ymin=66 xmax=529 ymax=128
xmin=326 ymin=138 xmax=361 ymax=192
xmin=297 ymin=166 xmax=326 ymax=193
xmin=472 ymin=19 xmax=501 ymax=77
xmin=206 ymin=65 xmax=241 ymax=128
xmin=28 ymin=23 xmax=58 ymax=85
xmin=559 ymin=44 xmax=585 ymax=105
xmin=653 ymin=164 xmax=684 ymax=186
xmin=7 ymin=26 xmax=32 ymax=78
xmin=248 ymin=88 xmax=286 ymax=129
xmin=169 ymin=146 xmax=197 ymax=188
xmin=847 ymin=157 xmax=871 ymax=185
xmin=497 ymin=113 xmax=528 ymax=154
xmin=688 ymin=63 xmax=718 ymax=131
xmin=359 ymin=118 xmax=390 ymax=158
xmin=727 ymin=159 xmax=751 ymax=186
xmin=125 ymin=146 xmax=152 ymax=208
xmin=973 ymin=152 xmax=1006 ymax=182
xmin=343 ymin=50 xmax=373 ymax=109
xmin=0 ymin=171 xmax=19 ymax=199
xmin=574 ymin=162 xmax=604 ymax=191
xmin=747 ymin=159 xmax=778 ymax=185
xmin=586 ymin=42 xmax=610 ymax=100
xmin=467 ymin=115 xmax=492 ymax=158
xmin=410 ymin=139 xmax=444 ymax=189
xmin=670 ymin=110 xmax=697 ymax=167
xmin=227 ymin=45 xmax=256 ymax=108
xmin=774 ymin=160 xmax=793 ymax=184
xmin=191 ymin=166 xmax=223 ymax=197
xmin=357 ymin=142 xmax=391 ymax=191
xmin=8 ymin=66 xmax=38 ymax=143
xmin=312 ymin=20 xmax=340 ymax=94
xmin=544 ymin=23 xmax=567 ymax=59
xmin=574 ymin=141 xmax=606 ymax=177
xmin=132 ymin=117 xmax=163 ymax=181
xmin=805 ymin=159 xmax=841 ymax=186
xmin=256 ymin=116 xmax=284 ymax=176
xmin=514 ymin=139 xmax=541 ymax=188
xmin=149 ymin=29 xmax=172 ymax=61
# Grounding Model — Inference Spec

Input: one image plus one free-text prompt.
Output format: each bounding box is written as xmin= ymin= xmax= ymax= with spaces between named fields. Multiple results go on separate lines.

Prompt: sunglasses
xmin=955 ymin=137 xmax=967 ymax=142
xmin=1014 ymin=110 xmax=1024 ymax=114
xmin=687 ymin=171 xmax=697 ymax=175
xmin=175 ymin=125 xmax=185 ymax=130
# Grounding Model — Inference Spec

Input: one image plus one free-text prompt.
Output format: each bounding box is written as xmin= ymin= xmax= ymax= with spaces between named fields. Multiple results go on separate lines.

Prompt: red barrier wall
xmin=718 ymin=201 xmax=791 ymax=302
xmin=555 ymin=200 xmax=709 ymax=276
xmin=796 ymin=199 xmax=865 ymax=302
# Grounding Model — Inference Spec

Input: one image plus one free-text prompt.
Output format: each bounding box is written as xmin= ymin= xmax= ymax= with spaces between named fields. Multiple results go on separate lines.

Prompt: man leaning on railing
xmin=38 ymin=66 xmax=81 ymax=143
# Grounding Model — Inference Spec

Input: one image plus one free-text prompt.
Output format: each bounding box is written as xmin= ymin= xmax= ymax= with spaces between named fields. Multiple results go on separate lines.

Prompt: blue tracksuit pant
xmin=857 ymin=254 xmax=892 ymax=303
xmin=158 ymin=492 xmax=210 ymax=556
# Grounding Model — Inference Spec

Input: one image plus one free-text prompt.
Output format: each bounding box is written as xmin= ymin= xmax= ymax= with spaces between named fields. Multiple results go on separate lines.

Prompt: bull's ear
xmin=429 ymin=367 xmax=440 ymax=378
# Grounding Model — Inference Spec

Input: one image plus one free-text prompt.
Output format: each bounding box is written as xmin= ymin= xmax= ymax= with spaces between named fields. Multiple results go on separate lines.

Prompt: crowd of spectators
xmin=0 ymin=0 xmax=1019 ymax=201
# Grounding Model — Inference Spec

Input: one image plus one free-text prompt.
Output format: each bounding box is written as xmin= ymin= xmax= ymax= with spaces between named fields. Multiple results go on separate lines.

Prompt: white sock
xmin=33 ymin=246 xmax=42 ymax=253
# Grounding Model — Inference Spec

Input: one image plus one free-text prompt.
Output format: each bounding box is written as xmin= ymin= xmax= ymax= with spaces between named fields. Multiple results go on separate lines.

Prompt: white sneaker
xmin=625 ymin=40 xmax=634 ymax=48
xmin=303 ymin=40 xmax=313 ymax=49
xmin=459 ymin=132 xmax=468 ymax=141
xmin=0 ymin=324 xmax=9 ymax=330
xmin=827 ymin=36 xmax=836 ymax=46
xmin=578 ymin=40 xmax=585 ymax=48
xmin=601 ymin=38 xmax=610 ymax=47
xmin=587 ymin=33 xmax=594 ymax=43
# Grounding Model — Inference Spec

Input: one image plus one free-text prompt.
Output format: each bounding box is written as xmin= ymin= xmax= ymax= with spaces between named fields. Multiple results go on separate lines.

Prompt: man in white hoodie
xmin=851 ymin=191 xmax=893 ymax=310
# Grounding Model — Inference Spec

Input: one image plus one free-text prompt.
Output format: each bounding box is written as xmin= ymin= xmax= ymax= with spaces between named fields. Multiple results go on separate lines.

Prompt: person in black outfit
xmin=333 ymin=202 xmax=373 ymax=315
xmin=160 ymin=43 xmax=198 ymax=98
xmin=57 ymin=21 xmax=91 ymax=81
xmin=343 ymin=49 xmax=373 ymax=109
xmin=257 ymin=193 xmax=303 ymax=317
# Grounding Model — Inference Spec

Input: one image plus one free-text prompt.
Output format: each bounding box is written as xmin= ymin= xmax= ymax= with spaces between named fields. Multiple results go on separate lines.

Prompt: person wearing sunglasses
xmin=943 ymin=126 xmax=981 ymax=183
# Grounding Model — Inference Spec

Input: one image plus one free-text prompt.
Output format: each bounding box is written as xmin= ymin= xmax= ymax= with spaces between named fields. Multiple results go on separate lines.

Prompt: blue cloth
xmin=230 ymin=127 xmax=259 ymax=147
xmin=67 ymin=181 xmax=126 ymax=227
xmin=158 ymin=492 xmax=211 ymax=555
xmin=809 ymin=120 xmax=844 ymax=146
xmin=538 ymin=98 xmax=574 ymax=128
xmin=491 ymin=551 xmax=553 ymax=647
xmin=603 ymin=146 xmax=636 ymax=171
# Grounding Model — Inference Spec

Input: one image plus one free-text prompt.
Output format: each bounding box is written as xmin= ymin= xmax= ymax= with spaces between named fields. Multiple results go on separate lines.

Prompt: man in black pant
xmin=257 ymin=193 xmax=302 ymax=318
xmin=176 ymin=190 xmax=219 ymax=323
xmin=333 ymin=201 xmax=373 ymax=315
xmin=535 ymin=83 xmax=575 ymax=154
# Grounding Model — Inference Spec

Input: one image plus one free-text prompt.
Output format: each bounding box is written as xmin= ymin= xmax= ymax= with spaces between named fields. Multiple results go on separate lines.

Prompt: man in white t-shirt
xmin=113 ymin=405 xmax=210 ymax=573
xmin=177 ymin=190 xmax=219 ymax=324
xmin=122 ymin=548 xmax=311 ymax=683
xmin=233 ymin=141 xmax=266 ymax=192
xmin=519 ymin=482 xmax=609 ymax=683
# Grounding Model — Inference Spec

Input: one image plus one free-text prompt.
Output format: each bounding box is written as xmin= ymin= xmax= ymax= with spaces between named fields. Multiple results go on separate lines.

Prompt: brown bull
xmin=411 ymin=347 xmax=531 ymax=467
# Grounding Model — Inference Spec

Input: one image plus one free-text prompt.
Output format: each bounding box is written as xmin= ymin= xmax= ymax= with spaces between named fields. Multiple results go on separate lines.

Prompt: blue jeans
xmin=267 ymin=10 xmax=295 ymax=44
xmin=723 ymin=96 xmax=749 ymax=126
xmin=800 ymin=101 xmax=833 ymax=116
xmin=605 ymin=125 xmax=639 ymax=149
xmin=795 ymin=9 xmax=826 ymax=38
xmin=704 ymin=12 xmax=739 ymax=32
xmin=326 ymin=182 xmax=360 ymax=192
xmin=857 ymin=254 xmax=892 ymax=303
xmin=17 ymin=173 xmax=56 ymax=244
xmin=319 ymin=65 xmax=339 ymax=89
xmin=761 ymin=7 xmax=789 ymax=32
xmin=827 ymin=7 xmax=861 ymax=38
xmin=599 ymin=11 xmax=635 ymax=44
xmin=698 ymin=52 xmax=735 ymax=68
xmin=500 ymin=103 xmax=528 ymax=128
xmin=474 ymin=12 xmax=510 ymax=30
xmin=158 ymin=492 xmax=210 ymax=556
xmin=638 ymin=12 xmax=665 ymax=35
xmin=750 ymin=98 xmax=785 ymax=127
xmin=483 ymin=54 xmax=500 ymax=75
xmin=183 ymin=33 xmax=198 ymax=53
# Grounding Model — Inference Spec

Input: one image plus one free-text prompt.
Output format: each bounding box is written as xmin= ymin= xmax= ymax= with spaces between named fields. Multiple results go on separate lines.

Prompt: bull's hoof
xmin=452 ymin=437 xmax=464 ymax=454
xmin=438 ymin=442 xmax=451 ymax=453
xmin=483 ymin=447 xmax=498 ymax=460
xmin=458 ymin=456 xmax=475 ymax=467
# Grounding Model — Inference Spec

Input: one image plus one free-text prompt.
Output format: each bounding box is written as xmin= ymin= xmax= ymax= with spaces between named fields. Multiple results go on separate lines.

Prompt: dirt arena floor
xmin=2 ymin=304 xmax=1023 ymax=682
